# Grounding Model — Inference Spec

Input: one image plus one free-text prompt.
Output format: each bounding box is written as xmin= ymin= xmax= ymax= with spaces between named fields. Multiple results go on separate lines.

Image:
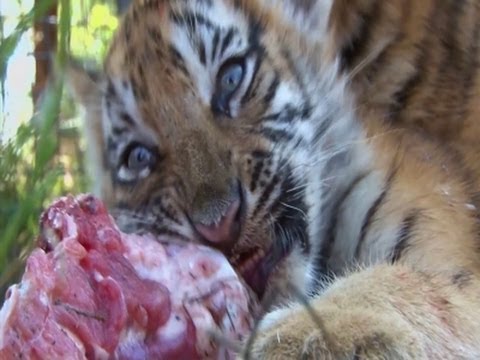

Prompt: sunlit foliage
xmin=0 ymin=0 xmax=119 ymax=297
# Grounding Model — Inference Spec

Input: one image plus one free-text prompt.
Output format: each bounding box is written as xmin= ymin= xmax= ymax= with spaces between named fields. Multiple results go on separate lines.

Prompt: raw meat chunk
xmin=0 ymin=195 xmax=258 ymax=359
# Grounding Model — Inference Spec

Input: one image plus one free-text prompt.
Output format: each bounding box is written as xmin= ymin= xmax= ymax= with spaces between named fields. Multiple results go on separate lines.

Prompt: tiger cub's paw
xmin=240 ymin=302 xmax=425 ymax=360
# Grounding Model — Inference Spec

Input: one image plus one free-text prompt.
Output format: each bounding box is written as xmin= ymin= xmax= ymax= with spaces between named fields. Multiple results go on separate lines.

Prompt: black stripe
xmin=458 ymin=4 xmax=480 ymax=121
xmin=156 ymin=208 xmax=182 ymax=226
xmin=431 ymin=0 xmax=467 ymax=101
xmin=169 ymin=45 xmax=184 ymax=63
xmin=247 ymin=20 xmax=263 ymax=49
xmin=240 ymin=23 xmax=265 ymax=104
xmin=252 ymin=175 xmax=280 ymax=217
xmin=170 ymin=11 xmax=214 ymax=31
xmin=106 ymin=80 xmax=117 ymax=100
xmin=251 ymin=150 xmax=270 ymax=160
xmin=198 ymin=40 xmax=207 ymax=66
xmin=260 ymin=104 xmax=308 ymax=124
xmin=136 ymin=57 xmax=145 ymax=81
xmin=389 ymin=62 xmax=423 ymax=118
xmin=147 ymin=26 xmax=163 ymax=43
xmin=250 ymin=158 xmax=265 ymax=192
xmin=119 ymin=112 xmax=134 ymax=126
xmin=241 ymin=20 xmax=264 ymax=104
xmin=129 ymin=76 xmax=148 ymax=102
xmin=313 ymin=116 xmax=334 ymax=144
xmin=318 ymin=172 xmax=369 ymax=268
xmin=259 ymin=128 xmax=294 ymax=143
xmin=275 ymin=181 xmax=303 ymax=221
xmin=446 ymin=1 xmax=467 ymax=59
xmin=355 ymin=169 xmax=396 ymax=259
xmin=168 ymin=45 xmax=189 ymax=76
xmin=240 ymin=47 xmax=265 ymax=104
xmin=281 ymin=47 xmax=311 ymax=109
xmin=452 ymin=269 xmax=473 ymax=289
xmin=143 ymin=0 xmax=158 ymax=10
xmin=263 ymin=72 xmax=280 ymax=105
xmin=241 ymin=53 xmax=263 ymax=105
xmin=105 ymin=98 xmax=114 ymax=119
xmin=283 ymin=104 xmax=308 ymax=122
xmin=111 ymin=126 xmax=129 ymax=136
xmin=154 ymin=47 xmax=166 ymax=63
xmin=268 ymin=172 xmax=310 ymax=254
xmin=131 ymin=6 xmax=139 ymax=23
xmin=220 ymin=28 xmax=235 ymax=57
xmin=390 ymin=209 xmax=420 ymax=263
xmin=123 ymin=16 xmax=132 ymax=43
xmin=242 ymin=73 xmax=262 ymax=104
xmin=339 ymin=0 xmax=380 ymax=71
xmin=211 ymin=27 xmax=221 ymax=62
xmin=232 ymin=0 xmax=243 ymax=10
xmin=301 ymin=104 xmax=313 ymax=119
xmin=106 ymin=136 xmax=118 ymax=153
xmin=389 ymin=2 xmax=447 ymax=119
xmin=149 ymin=196 xmax=183 ymax=226
xmin=260 ymin=112 xmax=282 ymax=122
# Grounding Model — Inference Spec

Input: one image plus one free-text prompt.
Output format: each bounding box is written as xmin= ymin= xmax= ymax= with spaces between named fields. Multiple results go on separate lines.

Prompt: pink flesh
xmin=0 ymin=194 xmax=259 ymax=359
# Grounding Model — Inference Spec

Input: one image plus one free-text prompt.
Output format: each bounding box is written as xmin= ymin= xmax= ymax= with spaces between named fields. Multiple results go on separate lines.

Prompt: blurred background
xmin=0 ymin=0 xmax=130 ymax=300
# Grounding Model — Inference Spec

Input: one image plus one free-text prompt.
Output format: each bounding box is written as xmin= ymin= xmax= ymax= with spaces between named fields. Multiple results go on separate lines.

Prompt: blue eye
xmin=212 ymin=58 xmax=246 ymax=117
xmin=126 ymin=145 xmax=155 ymax=171
xmin=219 ymin=63 xmax=244 ymax=94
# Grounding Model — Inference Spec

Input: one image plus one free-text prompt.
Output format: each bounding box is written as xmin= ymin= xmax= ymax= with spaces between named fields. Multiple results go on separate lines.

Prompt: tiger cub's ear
xmin=65 ymin=59 xmax=113 ymax=203
xmin=65 ymin=58 xmax=103 ymax=107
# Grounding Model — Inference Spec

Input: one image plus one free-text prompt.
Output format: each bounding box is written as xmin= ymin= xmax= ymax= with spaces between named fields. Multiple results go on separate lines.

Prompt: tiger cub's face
xmin=78 ymin=0 xmax=345 ymax=304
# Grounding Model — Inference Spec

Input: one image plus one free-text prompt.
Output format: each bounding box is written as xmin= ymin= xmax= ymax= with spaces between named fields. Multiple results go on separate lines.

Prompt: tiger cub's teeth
xmin=236 ymin=249 xmax=265 ymax=276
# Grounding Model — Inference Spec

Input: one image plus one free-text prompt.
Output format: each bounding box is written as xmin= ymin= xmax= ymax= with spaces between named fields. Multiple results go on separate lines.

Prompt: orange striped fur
xmin=69 ymin=0 xmax=480 ymax=358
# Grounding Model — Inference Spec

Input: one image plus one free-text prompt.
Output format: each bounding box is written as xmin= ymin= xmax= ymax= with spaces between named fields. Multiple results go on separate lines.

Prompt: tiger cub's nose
xmin=194 ymin=199 xmax=242 ymax=246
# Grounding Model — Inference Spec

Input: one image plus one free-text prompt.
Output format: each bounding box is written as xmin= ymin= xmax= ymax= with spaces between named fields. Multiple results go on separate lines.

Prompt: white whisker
xmin=279 ymin=201 xmax=307 ymax=220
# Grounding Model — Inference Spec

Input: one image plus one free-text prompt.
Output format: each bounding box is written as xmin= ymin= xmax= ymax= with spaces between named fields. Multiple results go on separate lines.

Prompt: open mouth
xmin=229 ymin=247 xmax=287 ymax=300
xmin=190 ymin=182 xmax=299 ymax=300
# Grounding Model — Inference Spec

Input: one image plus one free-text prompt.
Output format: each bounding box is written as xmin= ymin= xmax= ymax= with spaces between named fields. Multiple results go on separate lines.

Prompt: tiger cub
xmin=69 ymin=0 xmax=480 ymax=358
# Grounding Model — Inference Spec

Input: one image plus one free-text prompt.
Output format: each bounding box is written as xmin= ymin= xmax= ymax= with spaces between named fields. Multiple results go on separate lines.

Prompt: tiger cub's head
xmin=70 ymin=0 xmax=359 ymax=304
